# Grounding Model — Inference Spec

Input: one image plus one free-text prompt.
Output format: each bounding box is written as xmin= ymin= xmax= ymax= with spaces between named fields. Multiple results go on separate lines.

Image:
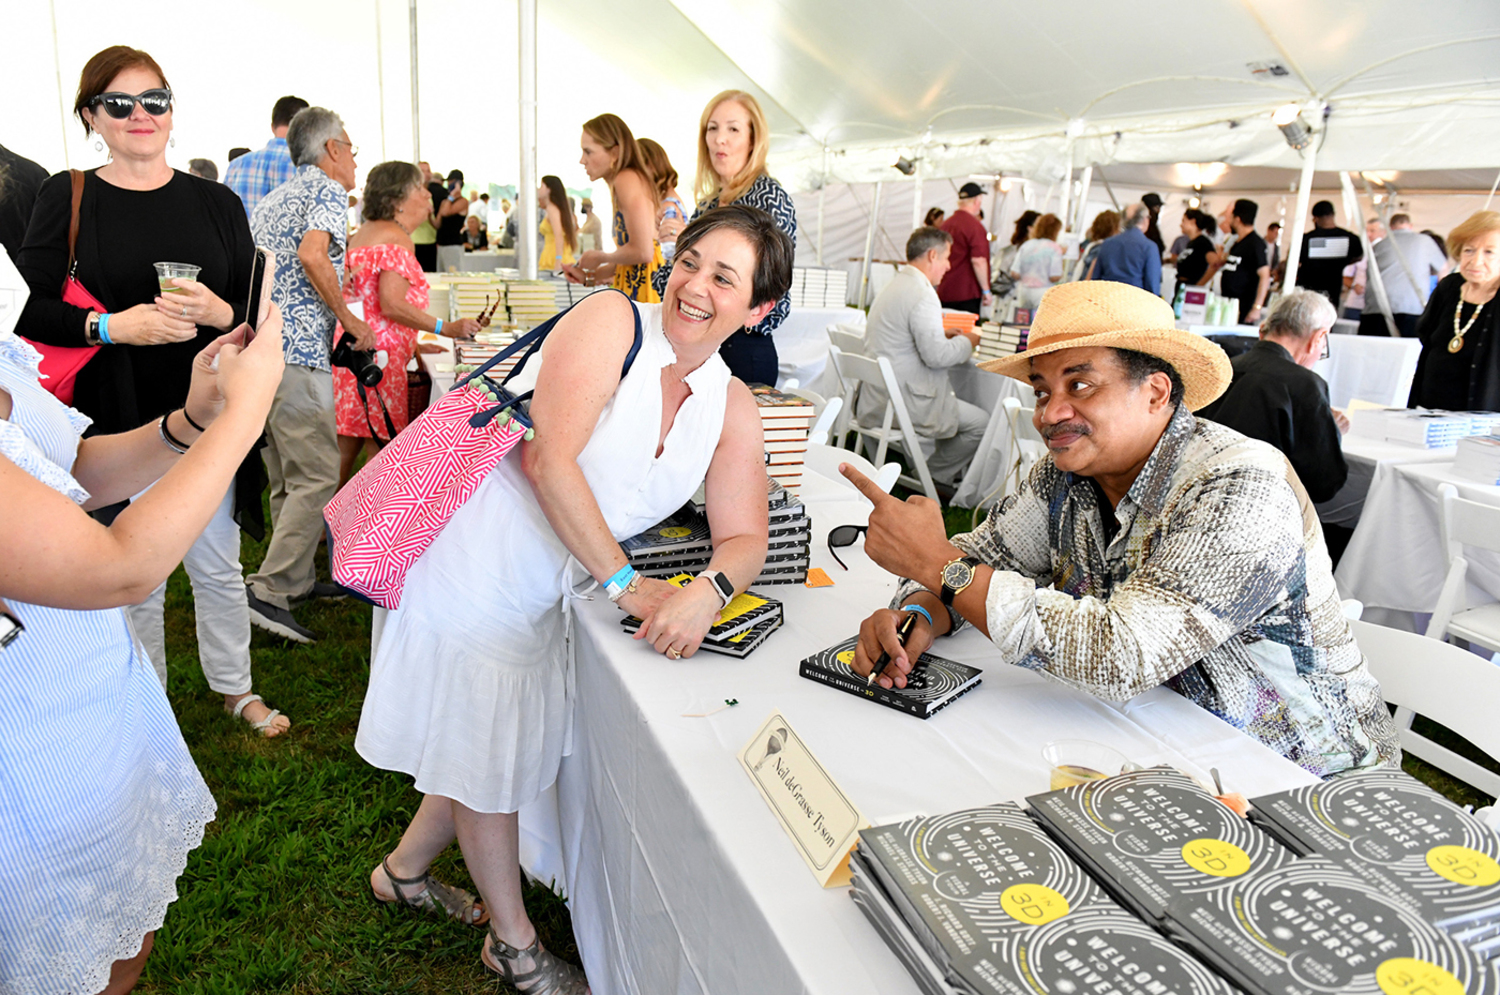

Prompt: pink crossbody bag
xmin=27 ymin=170 xmax=107 ymax=404
xmin=323 ymin=289 xmax=642 ymax=609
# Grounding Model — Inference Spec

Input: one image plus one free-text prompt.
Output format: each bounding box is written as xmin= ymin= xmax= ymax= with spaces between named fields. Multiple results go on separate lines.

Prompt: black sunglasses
xmin=827 ymin=524 xmax=868 ymax=571
xmin=90 ymin=88 xmax=173 ymax=119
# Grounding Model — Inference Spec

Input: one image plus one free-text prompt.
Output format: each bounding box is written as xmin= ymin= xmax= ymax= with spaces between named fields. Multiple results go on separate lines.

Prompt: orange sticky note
xmin=804 ymin=568 xmax=834 ymax=588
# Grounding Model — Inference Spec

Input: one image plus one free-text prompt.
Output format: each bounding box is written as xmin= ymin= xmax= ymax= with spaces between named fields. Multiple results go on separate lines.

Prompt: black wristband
xmin=181 ymin=408 xmax=207 ymax=433
xmin=161 ymin=411 xmax=194 ymax=453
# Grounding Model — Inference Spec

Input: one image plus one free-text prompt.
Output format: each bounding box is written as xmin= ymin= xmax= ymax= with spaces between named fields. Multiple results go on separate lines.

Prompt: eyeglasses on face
xmin=827 ymin=524 xmax=869 ymax=571
xmin=90 ymin=88 xmax=172 ymax=119
xmin=332 ymin=138 xmax=359 ymax=158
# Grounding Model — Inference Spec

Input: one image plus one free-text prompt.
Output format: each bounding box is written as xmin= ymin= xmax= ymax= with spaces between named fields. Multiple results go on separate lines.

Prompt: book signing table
xmin=1314 ymin=434 xmax=1455 ymax=529
xmin=512 ymin=466 xmax=1319 ymax=995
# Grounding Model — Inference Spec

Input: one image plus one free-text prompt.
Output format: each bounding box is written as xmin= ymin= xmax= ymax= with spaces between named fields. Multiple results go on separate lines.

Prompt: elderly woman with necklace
xmin=1408 ymin=211 xmax=1500 ymax=411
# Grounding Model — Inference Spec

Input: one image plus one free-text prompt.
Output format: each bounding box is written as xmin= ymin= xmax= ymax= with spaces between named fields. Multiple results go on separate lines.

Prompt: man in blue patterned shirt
xmin=224 ymin=95 xmax=308 ymax=220
xmin=245 ymin=106 xmax=372 ymax=642
xmin=843 ymin=281 xmax=1400 ymax=779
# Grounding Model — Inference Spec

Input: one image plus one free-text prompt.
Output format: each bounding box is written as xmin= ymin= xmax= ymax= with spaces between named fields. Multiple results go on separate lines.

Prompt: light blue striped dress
xmin=0 ymin=335 xmax=216 ymax=995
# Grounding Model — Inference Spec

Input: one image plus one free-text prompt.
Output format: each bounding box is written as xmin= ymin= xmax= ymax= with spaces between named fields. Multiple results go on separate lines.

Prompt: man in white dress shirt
xmin=856 ymin=226 xmax=988 ymax=483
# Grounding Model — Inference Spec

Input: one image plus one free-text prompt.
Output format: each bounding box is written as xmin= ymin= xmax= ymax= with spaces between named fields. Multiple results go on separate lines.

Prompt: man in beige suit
xmin=856 ymin=226 xmax=989 ymax=483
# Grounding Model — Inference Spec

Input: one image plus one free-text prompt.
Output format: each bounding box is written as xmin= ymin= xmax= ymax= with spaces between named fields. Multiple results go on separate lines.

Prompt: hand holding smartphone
xmin=243 ymin=247 xmax=275 ymax=345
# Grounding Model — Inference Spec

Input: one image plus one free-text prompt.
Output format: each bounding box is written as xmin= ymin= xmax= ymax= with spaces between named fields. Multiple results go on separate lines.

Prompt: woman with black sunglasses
xmin=13 ymin=47 xmax=287 ymax=740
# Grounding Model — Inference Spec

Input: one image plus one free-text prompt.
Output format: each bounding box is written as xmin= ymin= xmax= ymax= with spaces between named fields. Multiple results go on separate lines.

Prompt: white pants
xmin=127 ymin=485 xmax=254 ymax=695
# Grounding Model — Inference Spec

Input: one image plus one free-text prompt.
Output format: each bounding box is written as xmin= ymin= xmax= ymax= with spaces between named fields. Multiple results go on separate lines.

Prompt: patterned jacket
xmin=897 ymin=404 xmax=1400 ymax=778
xmin=651 ymin=173 xmax=797 ymax=335
xmin=251 ymin=165 xmax=348 ymax=371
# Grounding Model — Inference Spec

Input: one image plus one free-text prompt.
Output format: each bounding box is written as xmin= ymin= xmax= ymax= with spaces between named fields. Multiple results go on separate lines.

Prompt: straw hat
xmin=980 ymin=282 xmax=1233 ymax=411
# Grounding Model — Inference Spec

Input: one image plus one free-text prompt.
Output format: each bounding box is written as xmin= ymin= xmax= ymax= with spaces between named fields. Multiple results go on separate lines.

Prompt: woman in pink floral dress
xmin=335 ymin=162 xmax=480 ymax=485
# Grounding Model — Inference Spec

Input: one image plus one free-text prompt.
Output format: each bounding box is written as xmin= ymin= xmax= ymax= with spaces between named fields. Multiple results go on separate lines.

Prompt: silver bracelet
xmin=157 ymin=413 xmax=189 ymax=455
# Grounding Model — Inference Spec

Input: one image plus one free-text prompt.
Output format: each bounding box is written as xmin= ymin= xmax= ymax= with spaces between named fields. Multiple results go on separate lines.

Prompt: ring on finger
xmin=181 ymin=305 xmax=187 ymax=318
xmin=666 ymin=647 xmax=681 ymax=659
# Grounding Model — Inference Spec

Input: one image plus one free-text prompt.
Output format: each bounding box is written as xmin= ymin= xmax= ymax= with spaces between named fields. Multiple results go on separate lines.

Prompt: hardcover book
xmin=619 ymin=574 xmax=781 ymax=643
xmin=800 ymin=636 xmax=981 ymax=719
xmin=1249 ymin=769 xmax=1500 ymax=930
xmin=1164 ymin=856 xmax=1498 ymax=994
xmin=1026 ymin=767 xmax=1294 ymax=922
xmin=622 ymin=613 xmax=782 ymax=658
xmin=853 ymin=804 xmax=1238 ymax=995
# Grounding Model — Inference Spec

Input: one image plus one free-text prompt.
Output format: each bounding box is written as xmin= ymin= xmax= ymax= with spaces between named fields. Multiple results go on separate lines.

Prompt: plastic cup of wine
xmin=1042 ymin=739 xmax=1131 ymax=791
xmin=154 ymin=261 xmax=201 ymax=294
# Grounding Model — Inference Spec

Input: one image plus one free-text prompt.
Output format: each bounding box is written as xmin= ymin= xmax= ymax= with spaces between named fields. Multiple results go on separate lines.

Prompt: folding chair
xmin=829 ymin=327 xmax=868 ymax=357
xmin=1425 ymin=483 xmax=1500 ymax=654
xmin=803 ymin=440 xmax=900 ymax=494
xmin=1351 ymin=618 xmax=1500 ymax=798
xmin=831 ymin=350 xmax=939 ymax=501
xmin=971 ymin=398 xmax=1046 ymax=527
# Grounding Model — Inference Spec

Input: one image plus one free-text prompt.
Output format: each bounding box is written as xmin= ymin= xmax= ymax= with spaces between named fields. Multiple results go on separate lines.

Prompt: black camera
xmin=331 ymin=332 xmax=382 ymax=386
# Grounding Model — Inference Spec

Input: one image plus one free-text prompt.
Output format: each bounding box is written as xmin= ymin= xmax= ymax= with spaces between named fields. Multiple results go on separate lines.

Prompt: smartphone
xmin=244 ymin=247 xmax=274 ymax=343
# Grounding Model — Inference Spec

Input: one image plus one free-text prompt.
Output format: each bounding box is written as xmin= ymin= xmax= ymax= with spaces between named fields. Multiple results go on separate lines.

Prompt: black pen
xmin=868 ymin=611 xmax=920 ymax=687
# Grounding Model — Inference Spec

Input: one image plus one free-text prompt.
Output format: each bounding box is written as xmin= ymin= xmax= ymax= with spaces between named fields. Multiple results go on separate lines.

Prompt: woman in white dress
xmin=356 ymin=204 xmax=794 ymax=990
xmin=0 ymin=246 xmax=284 ymax=994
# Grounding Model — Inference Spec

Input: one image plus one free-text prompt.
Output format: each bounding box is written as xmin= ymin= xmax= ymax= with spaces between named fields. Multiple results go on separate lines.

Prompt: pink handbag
xmin=28 ymin=170 xmax=105 ymax=404
xmin=324 ymin=290 xmax=642 ymax=609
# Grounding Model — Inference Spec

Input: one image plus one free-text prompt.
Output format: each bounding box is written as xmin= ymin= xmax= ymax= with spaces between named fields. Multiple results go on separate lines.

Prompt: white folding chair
xmin=1425 ymin=484 xmax=1500 ymax=654
xmin=1351 ymin=618 xmax=1500 ymax=798
xmin=822 ymin=344 xmax=855 ymax=449
xmin=829 ymin=327 xmax=868 ymax=357
xmin=831 ymin=350 xmax=940 ymax=501
xmin=807 ymin=396 xmax=843 ymax=446
xmin=971 ymin=398 xmax=1046 ymax=526
xmin=803 ymin=440 xmax=900 ymax=495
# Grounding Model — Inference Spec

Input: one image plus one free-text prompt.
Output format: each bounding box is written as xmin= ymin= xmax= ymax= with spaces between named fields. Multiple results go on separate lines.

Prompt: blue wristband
xmin=604 ymin=564 xmax=636 ymax=601
xmin=97 ymin=312 xmax=112 ymax=345
xmin=899 ymin=604 xmax=934 ymax=629
xmin=434 ymin=318 xmax=443 ymax=335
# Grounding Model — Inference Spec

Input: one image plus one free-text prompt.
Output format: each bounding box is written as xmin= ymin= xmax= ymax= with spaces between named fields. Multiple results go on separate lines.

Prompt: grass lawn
xmin=138 ymin=499 xmax=1498 ymax=991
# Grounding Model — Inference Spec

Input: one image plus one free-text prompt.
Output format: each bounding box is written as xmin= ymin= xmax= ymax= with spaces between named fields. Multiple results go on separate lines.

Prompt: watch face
xmin=942 ymin=559 xmax=974 ymax=590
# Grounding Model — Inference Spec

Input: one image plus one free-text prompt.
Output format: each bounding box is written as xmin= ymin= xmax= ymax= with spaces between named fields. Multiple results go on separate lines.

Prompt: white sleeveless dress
xmin=0 ymin=336 xmax=216 ymax=995
xmin=356 ymin=303 xmax=730 ymax=813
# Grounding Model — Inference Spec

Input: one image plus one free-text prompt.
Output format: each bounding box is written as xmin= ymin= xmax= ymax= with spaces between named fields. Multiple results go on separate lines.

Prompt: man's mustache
xmin=1041 ymin=421 xmax=1092 ymax=441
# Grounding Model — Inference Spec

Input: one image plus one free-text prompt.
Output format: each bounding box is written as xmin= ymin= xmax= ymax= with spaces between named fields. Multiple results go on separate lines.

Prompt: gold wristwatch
xmin=939 ymin=556 xmax=981 ymax=606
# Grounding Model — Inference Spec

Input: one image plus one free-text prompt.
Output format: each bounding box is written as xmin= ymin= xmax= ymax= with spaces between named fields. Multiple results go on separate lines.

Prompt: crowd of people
xmin=2 ymin=37 xmax=1499 ymax=995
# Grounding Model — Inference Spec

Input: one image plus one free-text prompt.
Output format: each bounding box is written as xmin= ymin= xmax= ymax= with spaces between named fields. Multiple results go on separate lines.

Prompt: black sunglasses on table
xmin=90 ymin=88 xmax=173 ymax=119
xmin=827 ymin=524 xmax=869 ymax=571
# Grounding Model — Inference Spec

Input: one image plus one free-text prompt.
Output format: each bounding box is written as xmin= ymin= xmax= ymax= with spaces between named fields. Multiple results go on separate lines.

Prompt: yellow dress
xmin=538 ymin=217 xmax=576 ymax=270
xmin=611 ymin=208 xmax=663 ymax=303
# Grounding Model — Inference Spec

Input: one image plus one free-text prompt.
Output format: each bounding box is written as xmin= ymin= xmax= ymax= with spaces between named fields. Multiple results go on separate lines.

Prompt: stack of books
xmin=786 ymin=267 xmax=849 ymax=307
xmin=504 ymin=280 xmax=558 ymax=328
xmin=621 ymin=478 xmax=812 ymax=587
xmin=851 ymin=803 xmax=1240 ymax=995
xmin=619 ymin=574 xmax=783 ymax=658
xmin=439 ymin=273 xmax=505 ymax=324
xmin=750 ymin=385 xmax=814 ymax=493
xmin=1455 ymin=434 xmax=1500 ymax=485
xmin=972 ymin=322 xmax=1026 ymax=362
xmin=1249 ymin=768 xmax=1500 ymax=958
xmin=424 ymin=283 xmax=451 ymax=325
xmin=453 ymin=327 xmax=526 ymax=380
xmin=940 ymin=310 xmax=979 ymax=337
xmin=1026 ymin=766 xmax=1295 ymax=925
xmin=1385 ymin=411 xmax=1481 ymax=449
xmin=552 ymin=280 xmax=607 ymax=311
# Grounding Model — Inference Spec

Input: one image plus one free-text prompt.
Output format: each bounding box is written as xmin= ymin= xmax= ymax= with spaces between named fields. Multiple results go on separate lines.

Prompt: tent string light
xmin=1273 ymin=102 xmax=1312 ymax=150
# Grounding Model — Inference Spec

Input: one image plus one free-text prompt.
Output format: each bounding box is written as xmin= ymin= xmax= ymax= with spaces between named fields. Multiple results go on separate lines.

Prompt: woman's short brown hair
xmin=1446 ymin=211 xmax=1500 ymax=261
xmin=1033 ymin=213 xmax=1063 ymax=241
xmin=582 ymin=113 xmax=647 ymax=187
xmin=361 ymin=161 xmax=424 ymax=222
xmin=673 ymin=204 xmax=793 ymax=309
xmin=75 ymin=46 xmax=170 ymax=136
xmin=1087 ymin=210 xmax=1120 ymax=242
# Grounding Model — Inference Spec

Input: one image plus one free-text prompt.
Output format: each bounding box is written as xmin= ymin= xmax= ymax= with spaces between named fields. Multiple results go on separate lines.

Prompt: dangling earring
xmin=169 ymin=136 xmax=176 ymax=148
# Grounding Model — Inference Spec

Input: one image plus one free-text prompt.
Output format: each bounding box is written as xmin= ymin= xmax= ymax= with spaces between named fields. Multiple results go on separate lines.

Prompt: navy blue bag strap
xmin=460 ymin=288 xmax=643 ymax=429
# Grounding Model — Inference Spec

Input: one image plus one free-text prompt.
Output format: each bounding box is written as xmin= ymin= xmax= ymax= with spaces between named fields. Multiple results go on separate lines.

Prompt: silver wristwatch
xmin=699 ymin=570 xmax=735 ymax=610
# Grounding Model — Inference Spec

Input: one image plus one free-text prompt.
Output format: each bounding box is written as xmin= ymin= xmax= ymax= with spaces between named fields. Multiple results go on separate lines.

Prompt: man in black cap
xmin=1295 ymin=200 xmax=1362 ymax=307
xmin=936 ymin=182 xmax=992 ymax=314
xmin=1141 ymin=192 xmax=1166 ymax=258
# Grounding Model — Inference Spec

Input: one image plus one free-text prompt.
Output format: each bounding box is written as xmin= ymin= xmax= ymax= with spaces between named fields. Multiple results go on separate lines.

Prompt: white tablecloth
xmin=1335 ymin=460 xmax=1500 ymax=613
xmin=528 ymin=468 xmax=1319 ymax=995
xmin=456 ymin=249 xmax=516 ymax=272
xmin=950 ymin=364 xmax=1031 ymax=508
xmin=1314 ymin=435 xmax=1455 ymax=529
xmin=773 ymin=306 xmax=865 ymax=393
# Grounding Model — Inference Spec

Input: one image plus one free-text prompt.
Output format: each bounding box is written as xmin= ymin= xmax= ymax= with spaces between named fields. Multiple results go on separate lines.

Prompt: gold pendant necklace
xmin=1450 ymin=290 xmax=1487 ymax=353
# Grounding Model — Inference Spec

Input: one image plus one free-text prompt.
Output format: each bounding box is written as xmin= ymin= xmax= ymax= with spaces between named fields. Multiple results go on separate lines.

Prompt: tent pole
xmin=1340 ymin=171 xmax=1398 ymax=337
xmin=1058 ymin=144 xmax=1074 ymax=234
xmin=49 ymin=0 xmax=69 ymax=168
xmin=374 ymin=0 xmax=387 ymax=161
xmin=909 ymin=156 xmax=924 ymax=233
xmin=517 ymin=0 xmax=538 ymax=280
xmin=858 ymin=181 xmax=883 ymax=310
xmin=1486 ymin=169 xmax=1500 ymax=212
xmin=1074 ymin=165 xmax=1094 ymax=235
xmin=1094 ymin=167 xmax=1121 ymax=211
xmin=408 ymin=0 xmax=420 ymax=162
xmin=815 ymin=147 xmax=828 ymax=267
xmin=1282 ymin=149 xmax=1318 ymax=292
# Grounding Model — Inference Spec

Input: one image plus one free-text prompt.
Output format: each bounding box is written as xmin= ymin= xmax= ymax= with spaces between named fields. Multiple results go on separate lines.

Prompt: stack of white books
xmin=972 ymin=322 xmax=1026 ymax=361
xmin=438 ymin=273 xmax=504 ymax=324
xmin=750 ymin=385 xmax=814 ymax=494
xmin=1454 ymin=434 xmax=1500 ymax=485
xmin=552 ymin=280 xmax=607 ymax=311
xmin=786 ymin=267 xmax=849 ymax=308
xmin=503 ymin=280 xmax=557 ymax=329
xmin=1385 ymin=410 xmax=1483 ymax=449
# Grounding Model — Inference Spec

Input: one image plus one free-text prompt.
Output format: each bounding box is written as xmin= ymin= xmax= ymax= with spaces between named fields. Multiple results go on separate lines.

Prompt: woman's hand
xmin=616 ymin=576 xmax=676 ymax=622
xmin=632 ymin=578 xmax=722 ymax=658
xmin=445 ymin=317 xmax=482 ymax=339
xmin=107 ymin=303 xmax=198 ymax=346
xmin=155 ymin=279 xmax=234 ymax=331
xmin=658 ymin=215 xmax=685 ymax=242
xmin=212 ymin=303 xmax=286 ymax=416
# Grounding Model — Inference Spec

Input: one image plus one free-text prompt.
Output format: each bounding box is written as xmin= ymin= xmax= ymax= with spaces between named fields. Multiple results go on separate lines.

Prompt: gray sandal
xmin=483 ymin=924 xmax=590 ymax=994
xmin=376 ymin=857 xmax=488 ymax=926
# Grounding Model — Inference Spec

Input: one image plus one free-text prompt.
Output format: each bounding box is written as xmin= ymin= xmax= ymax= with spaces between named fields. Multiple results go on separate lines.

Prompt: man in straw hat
xmin=839 ymin=281 xmax=1398 ymax=778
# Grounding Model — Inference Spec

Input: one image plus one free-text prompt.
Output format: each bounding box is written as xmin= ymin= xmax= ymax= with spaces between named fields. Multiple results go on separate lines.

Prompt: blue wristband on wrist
xmin=900 ymin=604 xmax=934 ymax=629
xmin=98 ymin=313 xmax=112 ymax=345
xmin=604 ymin=564 xmax=636 ymax=600
xmin=434 ymin=318 xmax=443 ymax=335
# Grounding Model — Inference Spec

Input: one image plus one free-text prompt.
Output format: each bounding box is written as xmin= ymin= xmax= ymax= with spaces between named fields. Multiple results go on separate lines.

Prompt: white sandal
xmin=229 ymin=693 xmax=289 ymax=737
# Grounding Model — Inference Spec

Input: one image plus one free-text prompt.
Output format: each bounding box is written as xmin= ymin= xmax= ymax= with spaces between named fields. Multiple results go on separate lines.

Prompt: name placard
xmin=738 ymin=710 xmax=866 ymax=888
